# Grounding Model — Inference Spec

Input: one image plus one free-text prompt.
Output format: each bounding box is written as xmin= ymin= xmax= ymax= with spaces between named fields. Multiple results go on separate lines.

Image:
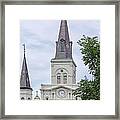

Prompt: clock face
xmin=58 ymin=90 xmax=65 ymax=97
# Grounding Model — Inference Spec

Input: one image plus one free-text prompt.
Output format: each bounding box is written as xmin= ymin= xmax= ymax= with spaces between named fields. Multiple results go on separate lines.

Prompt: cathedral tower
xmin=51 ymin=20 xmax=77 ymax=85
xmin=40 ymin=20 xmax=78 ymax=100
xmin=20 ymin=44 xmax=33 ymax=100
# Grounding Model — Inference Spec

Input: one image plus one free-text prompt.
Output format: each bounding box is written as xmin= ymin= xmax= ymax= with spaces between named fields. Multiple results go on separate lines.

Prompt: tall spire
xmin=58 ymin=20 xmax=70 ymax=44
xmin=55 ymin=20 xmax=72 ymax=59
xmin=20 ymin=44 xmax=32 ymax=90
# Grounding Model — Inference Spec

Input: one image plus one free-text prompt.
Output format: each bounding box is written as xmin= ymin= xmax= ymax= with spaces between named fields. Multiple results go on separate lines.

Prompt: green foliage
xmin=73 ymin=35 xmax=100 ymax=100
xmin=73 ymin=80 xmax=100 ymax=100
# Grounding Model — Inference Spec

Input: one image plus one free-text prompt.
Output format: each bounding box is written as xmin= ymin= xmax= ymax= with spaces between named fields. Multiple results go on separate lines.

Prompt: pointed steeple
xmin=58 ymin=20 xmax=70 ymax=44
xmin=55 ymin=20 xmax=72 ymax=59
xmin=20 ymin=44 xmax=32 ymax=90
xmin=34 ymin=91 xmax=40 ymax=100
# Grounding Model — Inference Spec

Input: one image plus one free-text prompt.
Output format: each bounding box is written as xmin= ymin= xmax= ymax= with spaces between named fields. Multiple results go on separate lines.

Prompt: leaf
xmin=73 ymin=35 xmax=100 ymax=100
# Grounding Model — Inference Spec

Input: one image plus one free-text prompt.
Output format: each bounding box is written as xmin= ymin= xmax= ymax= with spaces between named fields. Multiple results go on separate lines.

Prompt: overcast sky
xmin=20 ymin=20 xmax=100 ymax=93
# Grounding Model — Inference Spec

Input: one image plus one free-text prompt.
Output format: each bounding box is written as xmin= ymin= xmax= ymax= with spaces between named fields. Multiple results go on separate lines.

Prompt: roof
xmin=40 ymin=84 xmax=78 ymax=90
xmin=58 ymin=20 xmax=70 ymax=44
xmin=20 ymin=44 xmax=32 ymax=90
xmin=55 ymin=20 xmax=73 ymax=59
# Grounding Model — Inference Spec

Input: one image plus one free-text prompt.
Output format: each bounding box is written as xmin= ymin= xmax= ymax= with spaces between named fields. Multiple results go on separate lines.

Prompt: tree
xmin=73 ymin=35 xmax=100 ymax=100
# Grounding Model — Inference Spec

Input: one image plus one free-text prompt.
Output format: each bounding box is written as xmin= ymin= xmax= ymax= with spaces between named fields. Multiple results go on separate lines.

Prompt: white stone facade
xmin=51 ymin=59 xmax=76 ymax=85
xmin=40 ymin=59 xmax=78 ymax=100
xmin=20 ymin=89 xmax=32 ymax=100
xmin=40 ymin=84 xmax=78 ymax=100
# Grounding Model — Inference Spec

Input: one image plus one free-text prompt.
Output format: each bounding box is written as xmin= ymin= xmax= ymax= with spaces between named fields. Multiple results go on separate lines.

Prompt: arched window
xmin=52 ymin=93 xmax=54 ymax=99
xmin=69 ymin=93 xmax=71 ymax=99
xmin=56 ymin=69 xmax=68 ymax=84
xmin=28 ymin=98 xmax=30 ymax=100
xmin=21 ymin=97 xmax=24 ymax=100
xmin=57 ymin=73 xmax=61 ymax=84
xmin=60 ymin=39 xmax=65 ymax=52
xmin=76 ymin=96 xmax=78 ymax=100
xmin=63 ymin=73 xmax=67 ymax=84
xmin=46 ymin=97 xmax=48 ymax=100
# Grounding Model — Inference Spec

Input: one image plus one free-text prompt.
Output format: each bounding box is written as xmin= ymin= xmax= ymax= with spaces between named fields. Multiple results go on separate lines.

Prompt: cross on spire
xmin=23 ymin=44 xmax=25 ymax=55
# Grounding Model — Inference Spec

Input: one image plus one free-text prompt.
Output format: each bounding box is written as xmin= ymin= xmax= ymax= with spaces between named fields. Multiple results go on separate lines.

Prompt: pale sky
xmin=20 ymin=20 xmax=100 ymax=93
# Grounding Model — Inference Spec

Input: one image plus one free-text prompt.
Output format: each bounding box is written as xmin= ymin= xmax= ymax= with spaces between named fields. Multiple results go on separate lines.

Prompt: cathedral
xmin=20 ymin=20 xmax=79 ymax=100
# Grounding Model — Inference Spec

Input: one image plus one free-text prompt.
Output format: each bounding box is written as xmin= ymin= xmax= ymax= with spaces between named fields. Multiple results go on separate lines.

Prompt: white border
xmin=5 ymin=5 xmax=115 ymax=115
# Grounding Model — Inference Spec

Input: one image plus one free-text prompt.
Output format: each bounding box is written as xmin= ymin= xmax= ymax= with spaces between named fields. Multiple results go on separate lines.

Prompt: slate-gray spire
xmin=20 ymin=44 xmax=32 ymax=90
xmin=55 ymin=20 xmax=72 ymax=59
